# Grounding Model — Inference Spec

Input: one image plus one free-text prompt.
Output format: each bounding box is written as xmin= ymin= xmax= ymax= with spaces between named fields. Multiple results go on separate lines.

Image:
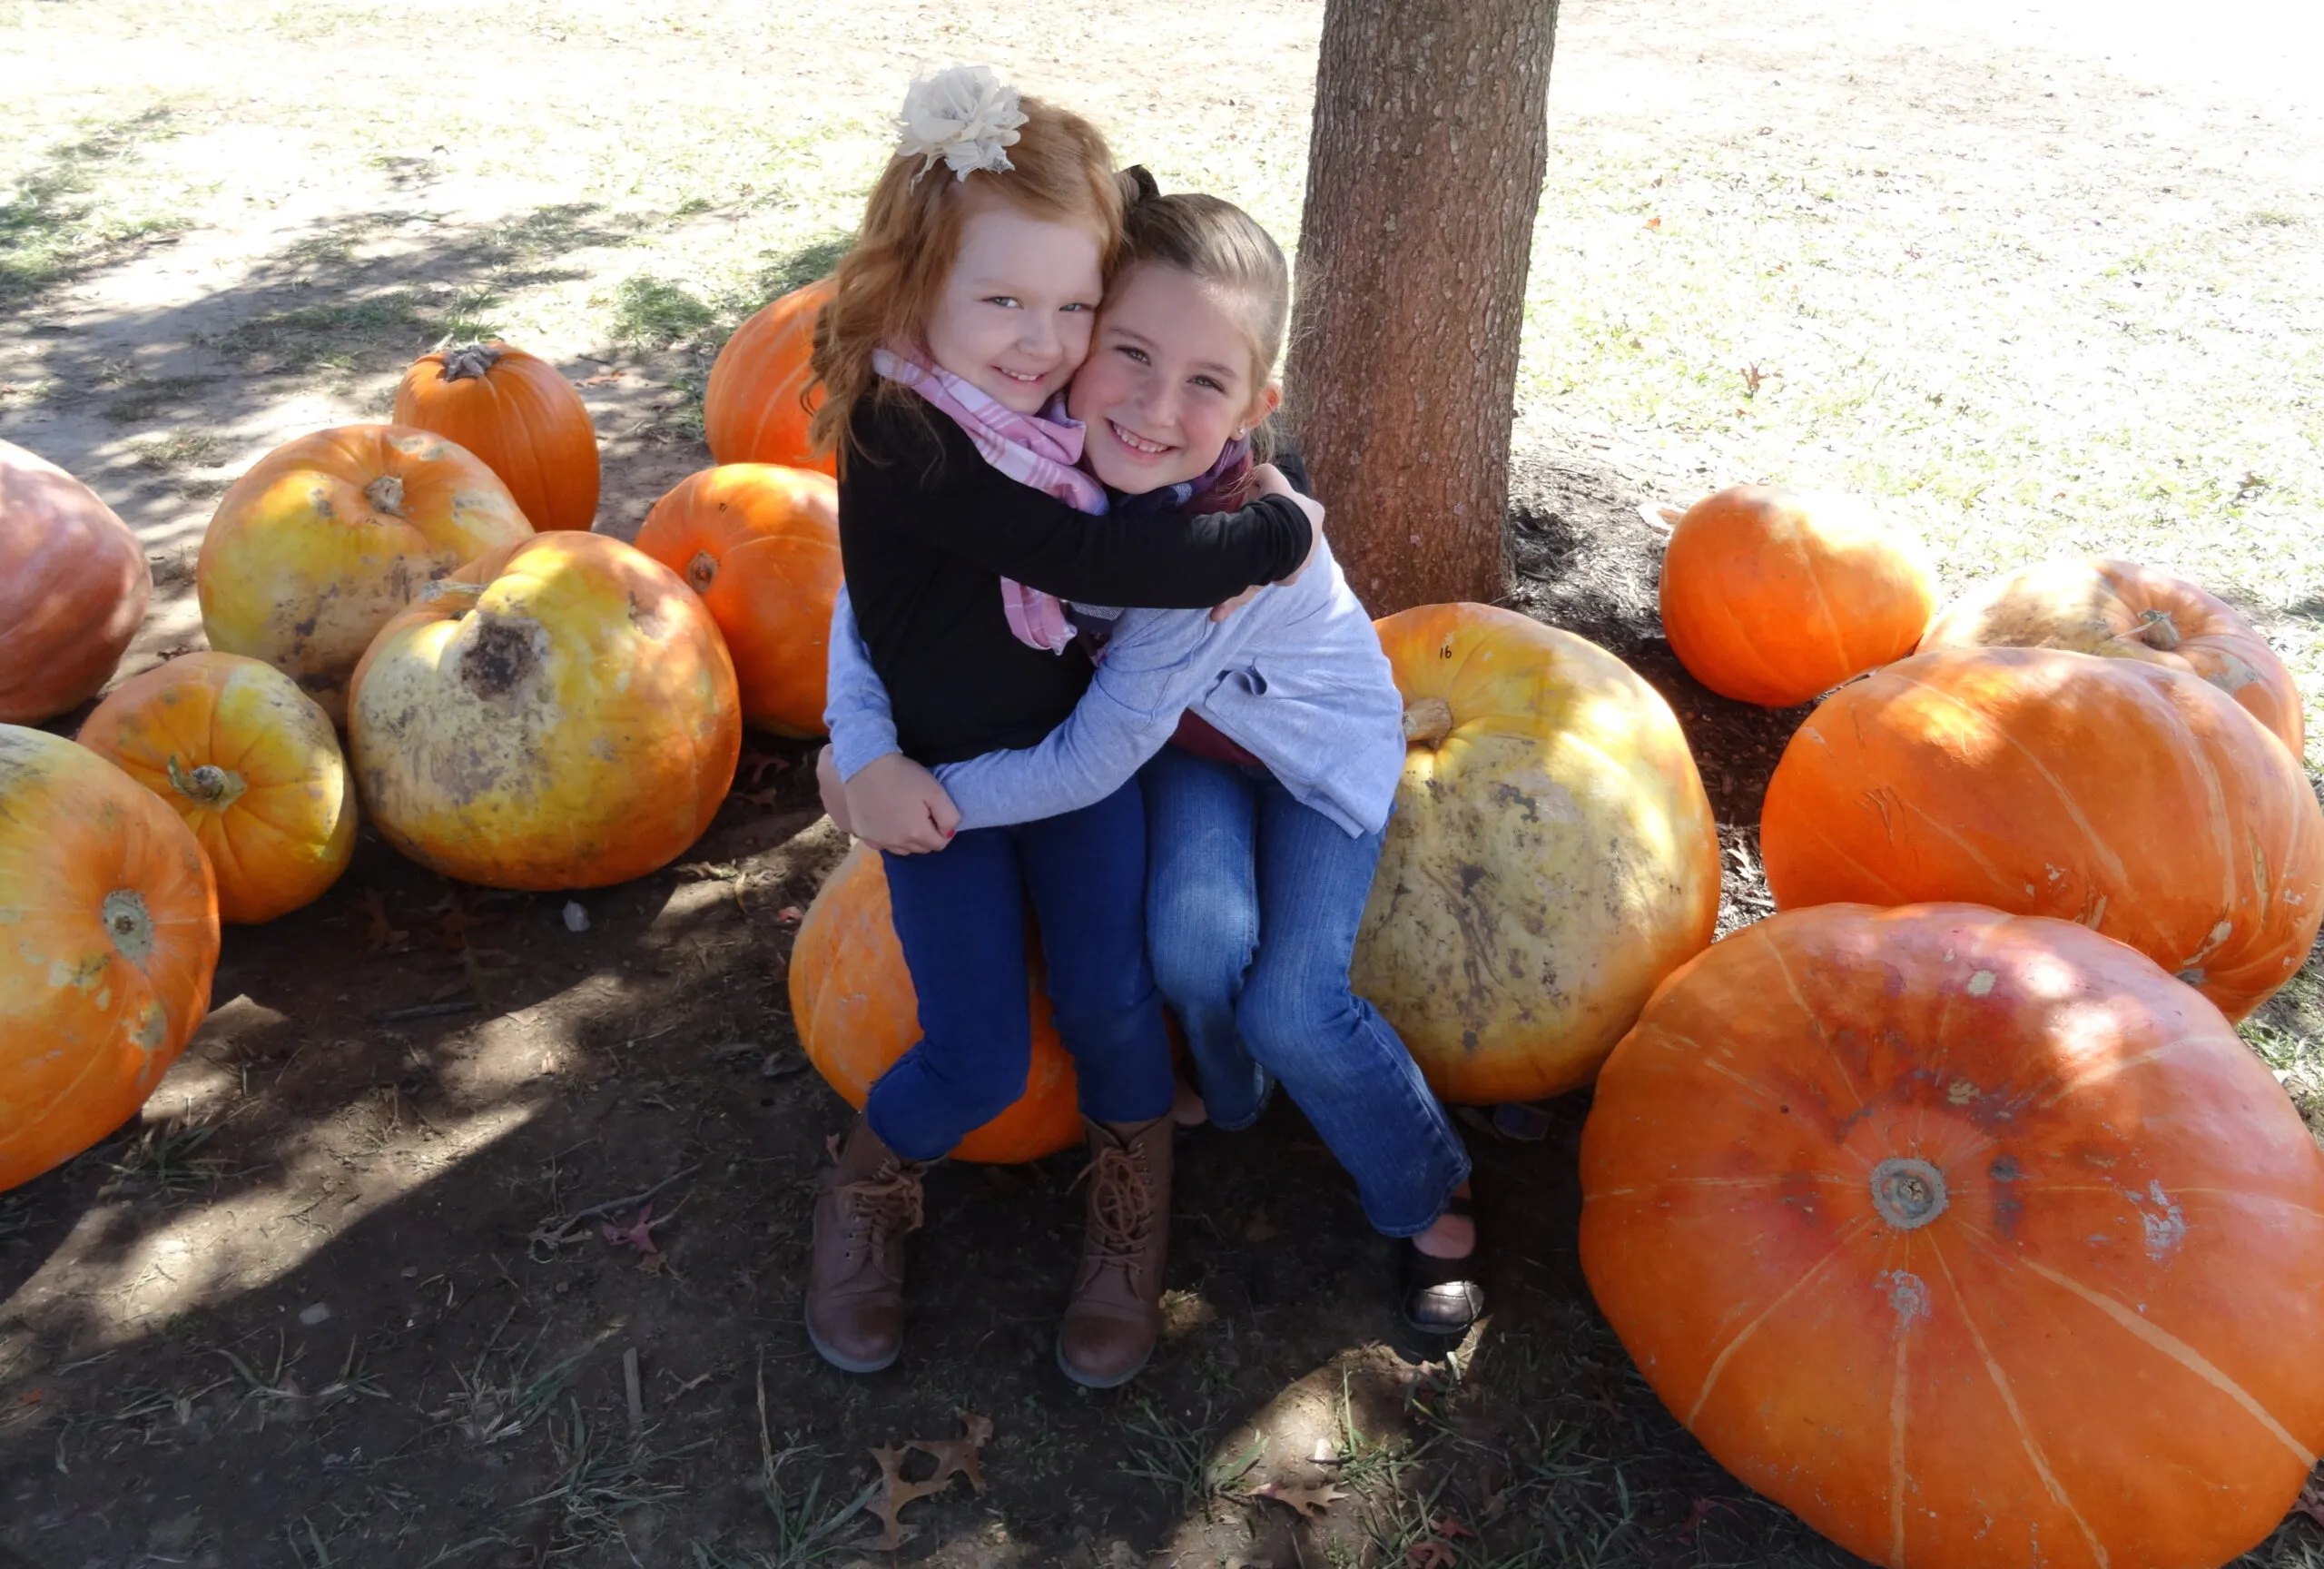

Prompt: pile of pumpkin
xmin=5 ymin=273 xmax=2322 ymax=1569
xmin=0 ymin=301 xmax=842 ymax=1193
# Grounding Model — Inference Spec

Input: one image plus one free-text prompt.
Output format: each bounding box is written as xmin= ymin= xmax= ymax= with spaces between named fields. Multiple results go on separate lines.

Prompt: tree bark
xmin=1284 ymin=0 xmax=1559 ymax=614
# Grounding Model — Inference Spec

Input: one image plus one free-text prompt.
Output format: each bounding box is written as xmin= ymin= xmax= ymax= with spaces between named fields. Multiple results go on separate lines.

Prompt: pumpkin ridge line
xmin=1883 ymin=667 xmax=2133 ymax=891
xmin=1792 ymin=811 xmax=1915 ymax=906
xmin=2029 ymin=1184 xmax=2324 ymax=1222
xmin=1885 ymin=789 xmax=2020 ymax=908
xmin=1682 ymin=1216 xmax=1870 ymax=1426
xmin=2162 ymin=681 xmax=2240 ymax=944
xmin=1925 ymin=1233 xmax=2111 ymax=1569
xmin=2014 ymin=1252 xmax=2315 ymax=1466
xmin=2032 ymin=1032 xmax=2235 ymax=1111
xmin=1750 ymin=922 xmax=1867 ymax=1113
xmin=1792 ymin=521 xmax=1854 ymax=677
xmin=1888 ymin=1235 xmax=1913 ymax=1568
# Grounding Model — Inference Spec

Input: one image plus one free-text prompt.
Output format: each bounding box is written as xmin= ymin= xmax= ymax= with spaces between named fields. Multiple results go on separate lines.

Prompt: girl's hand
xmin=814 ymin=745 xmax=854 ymax=835
xmin=843 ymin=753 xmax=962 ymax=854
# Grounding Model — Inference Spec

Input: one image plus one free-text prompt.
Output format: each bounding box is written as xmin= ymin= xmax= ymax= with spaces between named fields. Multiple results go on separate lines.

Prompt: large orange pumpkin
xmin=1659 ymin=484 xmax=1935 ymax=707
xmin=788 ymin=842 xmax=1080 ymax=1163
xmin=1760 ymin=646 xmax=2324 ymax=1021
xmin=1917 ymin=557 xmax=2304 ymax=755
xmin=703 ymin=279 xmax=834 ymax=474
xmin=0 ymin=725 xmax=220 ymax=1192
xmin=346 ymin=532 xmax=740 ymax=891
xmin=0 ymin=438 xmax=151 ymax=724
xmin=1352 ymin=604 xmax=1720 ymax=1103
xmin=392 ymin=341 xmax=601 ymax=533
xmin=77 ymin=653 xmax=357 ymax=924
xmin=1581 ymin=903 xmax=2324 ymax=1569
xmin=633 ymin=464 xmax=841 ymax=736
xmin=198 ymin=425 xmax=534 ymax=723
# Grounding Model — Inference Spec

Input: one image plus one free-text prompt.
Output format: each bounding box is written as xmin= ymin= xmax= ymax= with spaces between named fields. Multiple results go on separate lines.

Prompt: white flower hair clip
xmin=895 ymin=64 xmax=1028 ymax=182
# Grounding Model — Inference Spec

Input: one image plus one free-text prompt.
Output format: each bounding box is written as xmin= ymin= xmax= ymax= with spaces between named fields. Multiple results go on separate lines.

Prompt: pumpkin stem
xmin=1403 ymin=697 xmax=1456 ymax=748
xmin=164 ymin=754 xmax=247 ymax=810
xmin=364 ymin=473 xmax=407 ymax=518
xmin=439 ymin=342 xmax=503 ymax=382
xmin=685 ymin=550 xmax=718 ymax=593
xmin=100 ymin=889 xmax=155 ymax=963
xmin=2135 ymin=608 xmax=2181 ymax=652
xmin=1868 ymin=1156 xmax=1948 ymax=1230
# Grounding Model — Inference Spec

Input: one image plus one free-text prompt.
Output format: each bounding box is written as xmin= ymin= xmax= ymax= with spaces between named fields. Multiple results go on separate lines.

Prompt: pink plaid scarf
xmin=872 ymin=348 xmax=1105 ymax=654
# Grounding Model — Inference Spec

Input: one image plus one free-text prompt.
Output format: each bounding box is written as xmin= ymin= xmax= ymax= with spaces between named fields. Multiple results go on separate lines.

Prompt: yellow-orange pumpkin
xmin=1581 ymin=903 xmax=2324 ymax=1569
xmin=1352 ymin=604 xmax=1720 ymax=1102
xmin=0 ymin=438 xmax=151 ymax=724
xmin=633 ymin=464 xmax=841 ymax=736
xmin=198 ymin=425 xmax=534 ymax=723
xmin=346 ymin=532 xmax=739 ymax=890
xmin=1917 ymin=557 xmax=2304 ymax=755
xmin=0 ymin=725 xmax=220 ymax=1192
xmin=1659 ymin=484 xmax=1935 ymax=707
xmin=1760 ymin=646 xmax=2324 ymax=1021
xmin=703 ymin=280 xmax=834 ymax=474
xmin=787 ymin=842 xmax=1081 ymax=1163
xmin=392 ymin=341 xmax=601 ymax=532
xmin=77 ymin=653 xmax=356 ymax=924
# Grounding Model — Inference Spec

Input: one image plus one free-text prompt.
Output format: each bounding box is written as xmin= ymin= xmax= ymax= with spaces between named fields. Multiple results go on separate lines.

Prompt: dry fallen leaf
xmin=863 ymin=1411 xmax=995 ymax=1549
xmin=601 ymin=1203 xmax=664 ymax=1256
xmin=360 ymin=890 xmax=410 ymax=952
xmin=1246 ymin=1480 xmax=1346 ymax=1519
xmin=2297 ymin=1477 xmax=2324 ymax=1527
xmin=1431 ymin=1516 xmax=1477 ymax=1540
xmin=1407 ymin=1543 xmax=1455 ymax=1569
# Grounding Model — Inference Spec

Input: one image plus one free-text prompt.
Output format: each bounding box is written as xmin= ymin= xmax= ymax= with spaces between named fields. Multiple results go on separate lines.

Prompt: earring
xmin=1234 ymin=427 xmax=1248 ymax=439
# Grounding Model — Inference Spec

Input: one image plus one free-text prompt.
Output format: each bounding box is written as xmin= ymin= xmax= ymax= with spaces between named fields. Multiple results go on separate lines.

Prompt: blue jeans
xmin=865 ymin=777 xmax=1177 ymax=1161
xmin=1141 ymin=745 xmax=1471 ymax=1237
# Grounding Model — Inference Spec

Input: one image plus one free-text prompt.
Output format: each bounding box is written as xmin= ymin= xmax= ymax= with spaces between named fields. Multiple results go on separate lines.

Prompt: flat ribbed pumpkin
xmin=1660 ymin=485 xmax=1935 ymax=707
xmin=0 ymin=438 xmax=151 ymax=724
xmin=1581 ymin=903 xmax=2324 ymax=1569
xmin=787 ymin=842 xmax=1079 ymax=1163
xmin=1760 ymin=646 xmax=2324 ymax=1021
xmin=633 ymin=464 xmax=841 ymax=736
xmin=392 ymin=341 xmax=600 ymax=532
xmin=1352 ymin=603 xmax=1720 ymax=1102
xmin=703 ymin=279 xmax=834 ymax=474
xmin=1917 ymin=557 xmax=2304 ymax=755
xmin=346 ymin=532 xmax=739 ymax=890
xmin=0 ymin=725 xmax=219 ymax=1192
xmin=77 ymin=653 xmax=356 ymax=923
xmin=198 ymin=425 xmax=534 ymax=723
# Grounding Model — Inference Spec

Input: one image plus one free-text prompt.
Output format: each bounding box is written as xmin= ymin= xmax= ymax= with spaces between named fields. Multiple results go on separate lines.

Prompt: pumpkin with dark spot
xmin=633 ymin=464 xmax=841 ymax=736
xmin=1760 ymin=646 xmax=2324 ymax=1021
xmin=0 ymin=725 xmax=219 ymax=1192
xmin=1352 ymin=603 xmax=1719 ymax=1102
xmin=197 ymin=425 xmax=535 ymax=723
xmin=1582 ymin=902 xmax=2324 ymax=1569
xmin=346 ymin=532 xmax=739 ymax=890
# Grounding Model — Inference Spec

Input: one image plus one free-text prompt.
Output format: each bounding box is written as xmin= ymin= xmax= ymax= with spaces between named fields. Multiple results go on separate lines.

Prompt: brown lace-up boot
xmin=804 ymin=1117 xmax=926 ymax=1374
xmin=1057 ymin=1115 xmax=1173 ymax=1388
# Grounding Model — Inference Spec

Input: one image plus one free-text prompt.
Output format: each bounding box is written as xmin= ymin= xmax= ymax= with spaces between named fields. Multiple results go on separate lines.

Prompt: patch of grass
xmin=1117 ymin=1397 xmax=1262 ymax=1518
xmin=431 ymin=1326 xmax=598 ymax=1446
xmin=522 ymin=1399 xmax=690 ymax=1559
xmin=207 ymin=290 xmax=428 ymax=369
xmin=101 ymin=1120 xmax=227 ymax=1193
xmin=130 ymin=431 xmax=226 ymax=470
xmin=753 ymin=232 xmax=852 ymax=301
xmin=0 ymin=106 xmax=185 ymax=301
xmin=102 ymin=375 xmax=213 ymax=425
xmin=610 ymin=274 xmax=717 ymax=349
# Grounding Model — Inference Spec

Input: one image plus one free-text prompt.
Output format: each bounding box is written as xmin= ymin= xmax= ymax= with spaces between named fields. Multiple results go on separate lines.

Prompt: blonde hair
xmin=1115 ymin=181 xmax=1291 ymax=455
xmin=808 ymin=95 xmax=1124 ymax=467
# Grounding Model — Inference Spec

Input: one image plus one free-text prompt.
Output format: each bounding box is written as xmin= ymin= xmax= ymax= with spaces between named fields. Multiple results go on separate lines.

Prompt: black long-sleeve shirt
xmin=838 ymin=397 xmax=1313 ymax=765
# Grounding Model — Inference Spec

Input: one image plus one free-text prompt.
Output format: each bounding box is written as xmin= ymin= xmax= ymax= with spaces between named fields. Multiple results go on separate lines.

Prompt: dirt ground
xmin=4 ymin=2 xmax=2322 ymax=1566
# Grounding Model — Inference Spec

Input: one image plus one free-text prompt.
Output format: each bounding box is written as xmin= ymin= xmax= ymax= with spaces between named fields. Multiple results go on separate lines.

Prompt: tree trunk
xmin=1284 ymin=0 xmax=1559 ymax=614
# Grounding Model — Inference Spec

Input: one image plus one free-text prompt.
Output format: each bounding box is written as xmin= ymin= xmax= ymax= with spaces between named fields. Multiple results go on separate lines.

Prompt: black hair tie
xmin=1121 ymin=164 xmax=1161 ymax=204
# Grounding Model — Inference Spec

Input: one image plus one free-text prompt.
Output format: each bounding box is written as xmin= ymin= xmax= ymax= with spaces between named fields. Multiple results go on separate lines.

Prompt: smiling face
xmin=1067 ymin=262 xmax=1281 ymax=493
xmin=920 ymin=192 xmax=1107 ymax=414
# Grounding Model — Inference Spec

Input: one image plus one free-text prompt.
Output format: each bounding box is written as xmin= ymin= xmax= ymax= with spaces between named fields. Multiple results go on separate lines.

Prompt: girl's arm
xmin=852 ymin=406 xmax=1315 ymax=607
xmin=931 ymin=607 xmax=1258 ymax=830
xmin=822 ymin=586 xmax=901 ymax=781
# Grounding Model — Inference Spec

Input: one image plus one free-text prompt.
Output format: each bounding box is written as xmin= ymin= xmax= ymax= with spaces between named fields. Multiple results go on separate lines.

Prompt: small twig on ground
xmin=527 ymin=1166 xmax=700 ymax=1249
xmin=374 ymin=1000 xmax=481 ymax=1023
